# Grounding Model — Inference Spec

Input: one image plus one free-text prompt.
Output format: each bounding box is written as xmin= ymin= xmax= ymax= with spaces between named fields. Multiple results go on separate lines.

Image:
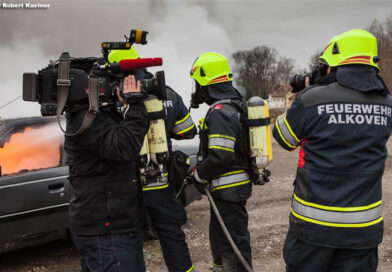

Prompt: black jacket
xmin=65 ymin=103 xmax=149 ymax=236
xmin=194 ymin=84 xmax=252 ymax=202
xmin=273 ymin=65 xmax=392 ymax=248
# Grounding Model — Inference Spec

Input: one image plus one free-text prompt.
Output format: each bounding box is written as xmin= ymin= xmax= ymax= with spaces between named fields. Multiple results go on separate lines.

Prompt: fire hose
xmin=176 ymin=178 xmax=253 ymax=272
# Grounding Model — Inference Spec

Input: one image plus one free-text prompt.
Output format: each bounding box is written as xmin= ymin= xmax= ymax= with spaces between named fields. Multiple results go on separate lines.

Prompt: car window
xmin=0 ymin=122 xmax=64 ymax=177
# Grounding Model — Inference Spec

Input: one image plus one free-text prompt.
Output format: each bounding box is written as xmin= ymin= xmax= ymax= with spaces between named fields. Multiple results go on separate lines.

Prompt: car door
xmin=0 ymin=119 xmax=70 ymax=253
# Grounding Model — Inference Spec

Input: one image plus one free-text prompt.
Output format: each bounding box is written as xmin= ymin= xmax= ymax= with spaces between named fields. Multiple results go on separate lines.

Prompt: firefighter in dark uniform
xmin=108 ymin=48 xmax=197 ymax=272
xmin=142 ymin=86 xmax=196 ymax=272
xmin=189 ymin=52 xmax=253 ymax=272
xmin=273 ymin=29 xmax=392 ymax=271
xmin=66 ymin=75 xmax=149 ymax=272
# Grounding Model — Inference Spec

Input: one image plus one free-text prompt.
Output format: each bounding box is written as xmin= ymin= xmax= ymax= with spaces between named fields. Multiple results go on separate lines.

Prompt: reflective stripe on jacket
xmin=172 ymin=112 xmax=195 ymax=136
xmin=210 ymin=170 xmax=251 ymax=192
xmin=291 ymin=193 xmax=383 ymax=228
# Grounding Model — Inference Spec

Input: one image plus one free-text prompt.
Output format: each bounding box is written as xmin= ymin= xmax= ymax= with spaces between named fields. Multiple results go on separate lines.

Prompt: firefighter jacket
xmin=141 ymin=86 xmax=197 ymax=192
xmin=194 ymin=94 xmax=252 ymax=202
xmin=65 ymin=103 xmax=149 ymax=236
xmin=273 ymin=65 xmax=392 ymax=248
xmin=165 ymin=86 xmax=197 ymax=146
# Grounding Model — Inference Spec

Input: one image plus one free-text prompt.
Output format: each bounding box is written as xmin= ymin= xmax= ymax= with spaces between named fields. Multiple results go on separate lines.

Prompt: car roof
xmin=0 ymin=116 xmax=58 ymax=137
xmin=0 ymin=116 xmax=56 ymax=125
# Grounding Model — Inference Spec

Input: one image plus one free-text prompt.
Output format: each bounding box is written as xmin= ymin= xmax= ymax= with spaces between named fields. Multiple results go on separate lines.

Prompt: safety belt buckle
xmin=57 ymin=79 xmax=71 ymax=87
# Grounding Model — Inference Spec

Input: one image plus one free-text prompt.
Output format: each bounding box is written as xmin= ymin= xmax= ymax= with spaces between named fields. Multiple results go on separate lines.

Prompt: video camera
xmin=23 ymin=29 xmax=166 ymax=116
xmin=289 ymin=63 xmax=328 ymax=93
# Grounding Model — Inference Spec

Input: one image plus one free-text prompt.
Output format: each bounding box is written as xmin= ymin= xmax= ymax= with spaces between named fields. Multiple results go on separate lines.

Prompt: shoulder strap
xmin=56 ymin=52 xmax=99 ymax=136
xmin=209 ymin=99 xmax=235 ymax=110
xmin=202 ymin=99 xmax=241 ymax=131
xmin=208 ymin=99 xmax=270 ymax=128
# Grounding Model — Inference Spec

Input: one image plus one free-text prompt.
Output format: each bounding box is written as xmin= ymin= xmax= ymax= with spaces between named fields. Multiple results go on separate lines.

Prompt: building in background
xmin=268 ymin=85 xmax=292 ymax=109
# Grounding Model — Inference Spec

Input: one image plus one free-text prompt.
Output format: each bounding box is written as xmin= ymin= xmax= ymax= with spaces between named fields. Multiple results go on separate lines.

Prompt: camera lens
xmin=290 ymin=74 xmax=305 ymax=93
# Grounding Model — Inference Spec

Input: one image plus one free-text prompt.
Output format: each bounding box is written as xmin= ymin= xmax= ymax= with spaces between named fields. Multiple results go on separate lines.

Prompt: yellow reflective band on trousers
xmin=173 ymin=113 xmax=195 ymax=135
xmin=210 ymin=170 xmax=251 ymax=192
xmin=275 ymin=113 xmax=301 ymax=149
xmin=291 ymin=193 xmax=383 ymax=228
xmin=185 ymin=264 xmax=195 ymax=272
xmin=213 ymin=262 xmax=223 ymax=268
xmin=142 ymin=172 xmax=169 ymax=191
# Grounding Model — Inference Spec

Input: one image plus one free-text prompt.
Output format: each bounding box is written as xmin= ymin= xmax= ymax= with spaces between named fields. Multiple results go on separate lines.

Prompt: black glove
xmin=189 ymin=168 xmax=208 ymax=195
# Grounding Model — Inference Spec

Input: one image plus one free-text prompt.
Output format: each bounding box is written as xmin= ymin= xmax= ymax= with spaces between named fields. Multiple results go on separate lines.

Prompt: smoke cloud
xmin=1 ymin=0 xmax=392 ymax=120
xmin=0 ymin=0 xmax=232 ymax=123
xmin=0 ymin=40 xmax=54 ymax=118
xmin=138 ymin=1 xmax=233 ymax=122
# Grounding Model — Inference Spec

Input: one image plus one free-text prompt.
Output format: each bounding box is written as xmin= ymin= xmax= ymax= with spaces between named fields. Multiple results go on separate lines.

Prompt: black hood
xmin=207 ymin=82 xmax=242 ymax=101
xmin=336 ymin=65 xmax=389 ymax=96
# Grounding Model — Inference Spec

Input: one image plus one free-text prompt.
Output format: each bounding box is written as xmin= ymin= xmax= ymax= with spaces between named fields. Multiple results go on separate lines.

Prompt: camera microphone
xmin=101 ymin=58 xmax=163 ymax=72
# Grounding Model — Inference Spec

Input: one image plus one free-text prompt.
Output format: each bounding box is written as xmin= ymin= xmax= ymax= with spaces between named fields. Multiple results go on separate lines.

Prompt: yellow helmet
xmin=190 ymin=52 xmax=233 ymax=86
xmin=108 ymin=47 xmax=139 ymax=63
xmin=319 ymin=29 xmax=379 ymax=70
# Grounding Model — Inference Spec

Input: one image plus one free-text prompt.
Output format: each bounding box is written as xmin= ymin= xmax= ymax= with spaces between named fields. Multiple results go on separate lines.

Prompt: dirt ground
xmin=1 ymin=139 xmax=392 ymax=272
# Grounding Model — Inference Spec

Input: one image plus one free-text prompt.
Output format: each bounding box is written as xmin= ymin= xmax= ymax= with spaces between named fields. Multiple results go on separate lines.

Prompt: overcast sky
xmin=1 ymin=0 xmax=391 ymax=118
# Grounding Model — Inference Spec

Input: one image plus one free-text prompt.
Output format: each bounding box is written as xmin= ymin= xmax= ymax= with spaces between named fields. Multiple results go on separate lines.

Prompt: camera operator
xmin=65 ymin=75 xmax=149 ymax=272
xmin=273 ymin=29 xmax=391 ymax=271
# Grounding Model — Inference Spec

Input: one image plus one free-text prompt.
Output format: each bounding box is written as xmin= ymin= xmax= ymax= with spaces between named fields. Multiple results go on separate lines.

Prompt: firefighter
xmin=273 ymin=29 xmax=392 ymax=271
xmin=189 ymin=52 xmax=253 ymax=272
xmin=109 ymin=48 xmax=197 ymax=272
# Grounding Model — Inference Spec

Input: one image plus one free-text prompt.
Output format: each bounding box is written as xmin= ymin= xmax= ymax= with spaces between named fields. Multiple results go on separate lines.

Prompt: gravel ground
xmin=1 ymin=139 xmax=392 ymax=272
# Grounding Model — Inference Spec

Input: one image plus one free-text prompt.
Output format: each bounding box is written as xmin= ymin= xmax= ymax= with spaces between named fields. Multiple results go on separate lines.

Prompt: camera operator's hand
xmin=117 ymin=75 xmax=141 ymax=105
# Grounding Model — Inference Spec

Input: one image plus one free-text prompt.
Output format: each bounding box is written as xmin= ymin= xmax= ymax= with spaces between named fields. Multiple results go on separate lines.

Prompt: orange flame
xmin=0 ymin=124 xmax=63 ymax=176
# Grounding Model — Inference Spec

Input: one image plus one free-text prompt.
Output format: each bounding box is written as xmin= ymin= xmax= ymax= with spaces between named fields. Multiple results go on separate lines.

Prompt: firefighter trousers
xmin=284 ymin=228 xmax=378 ymax=272
xmin=209 ymin=198 xmax=252 ymax=272
xmin=144 ymin=188 xmax=193 ymax=272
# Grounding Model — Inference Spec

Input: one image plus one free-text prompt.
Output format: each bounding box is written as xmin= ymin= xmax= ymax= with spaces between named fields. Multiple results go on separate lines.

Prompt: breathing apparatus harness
xmin=138 ymin=95 xmax=169 ymax=188
xmin=198 ymin=98 xmax=272 ymax=185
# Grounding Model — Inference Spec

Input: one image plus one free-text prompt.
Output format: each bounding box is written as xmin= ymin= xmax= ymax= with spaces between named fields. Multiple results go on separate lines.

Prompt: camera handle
xmin=56 ymin=52 xmax=99 ymax=136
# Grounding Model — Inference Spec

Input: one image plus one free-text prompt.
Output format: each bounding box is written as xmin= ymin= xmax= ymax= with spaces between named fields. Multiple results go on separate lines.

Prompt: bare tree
xmin=367 ymin=14 xmax=392 ymax=90
xmin=232 ymin=46 xmax=295 ymax=99
xmin=275 ymin=57 xmax=295 ymax=85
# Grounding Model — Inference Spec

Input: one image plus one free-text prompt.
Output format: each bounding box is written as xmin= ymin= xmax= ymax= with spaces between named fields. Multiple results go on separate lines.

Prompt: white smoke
xmin=0 ymin=37 xmax=56 ymax=119
xmin=137 ymin=2 xmax=233 ymax=123
xmin=0 ymin=1 xmax=233 ymax=124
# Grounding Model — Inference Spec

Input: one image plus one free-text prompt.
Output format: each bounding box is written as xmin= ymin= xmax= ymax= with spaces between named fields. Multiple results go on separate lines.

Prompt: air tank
xmin=247 ymin=96 xmax=273 ymax=169
xmin=143 ymin=95 xmax=169 ymax=177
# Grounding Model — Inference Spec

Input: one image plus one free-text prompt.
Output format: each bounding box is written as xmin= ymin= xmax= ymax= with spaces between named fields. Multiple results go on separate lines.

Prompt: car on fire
xmin=0 ymin=116 xmax=200 ymax=253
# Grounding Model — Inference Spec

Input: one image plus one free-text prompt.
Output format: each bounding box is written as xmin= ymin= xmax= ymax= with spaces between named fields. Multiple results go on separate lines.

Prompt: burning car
xmin=0 ymin=116 xmax=200 ymax=253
